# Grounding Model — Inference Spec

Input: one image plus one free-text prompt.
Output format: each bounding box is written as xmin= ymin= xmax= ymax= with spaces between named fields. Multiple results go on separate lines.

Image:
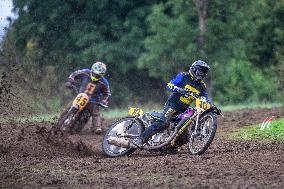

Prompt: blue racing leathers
xmin=140 ymin=72 xmax=210 ymax=141
xmin=166 ymin=72 xmax=210 ymax=110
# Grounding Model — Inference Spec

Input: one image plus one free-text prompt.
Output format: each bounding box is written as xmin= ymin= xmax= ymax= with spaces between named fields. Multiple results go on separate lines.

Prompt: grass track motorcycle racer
xmin=102 ymin=91 xmax=223 ymax=157
xmin=56 ymin=83 xmax=107 ymax=134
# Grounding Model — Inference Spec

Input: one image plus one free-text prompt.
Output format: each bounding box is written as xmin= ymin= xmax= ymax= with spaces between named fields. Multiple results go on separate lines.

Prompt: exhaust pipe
xmin=107 ymin=136 xmax=131 ymax=148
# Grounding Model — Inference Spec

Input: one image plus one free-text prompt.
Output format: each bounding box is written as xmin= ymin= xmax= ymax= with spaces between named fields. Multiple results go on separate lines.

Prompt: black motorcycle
xmin=102 ymin=91 xmax=223 ymax=157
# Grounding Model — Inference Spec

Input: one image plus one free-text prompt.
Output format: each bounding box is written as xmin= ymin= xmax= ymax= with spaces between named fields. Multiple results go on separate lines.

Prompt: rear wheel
xmin=102 ymin=117 xmax=144 ymax=157
xmin=188 ymin=112 xmax=217 ymax=155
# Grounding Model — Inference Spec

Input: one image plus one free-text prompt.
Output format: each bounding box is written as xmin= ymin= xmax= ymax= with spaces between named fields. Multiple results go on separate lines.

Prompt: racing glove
xmin=65 ymin=77 xmax=76 ymax=89
xmin=65 ymin=81 xmax=74 ymax=89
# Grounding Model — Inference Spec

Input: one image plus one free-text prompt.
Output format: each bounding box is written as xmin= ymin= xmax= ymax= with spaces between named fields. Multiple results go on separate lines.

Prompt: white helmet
xmin=91 ymin=61 xmax=106 ymax=81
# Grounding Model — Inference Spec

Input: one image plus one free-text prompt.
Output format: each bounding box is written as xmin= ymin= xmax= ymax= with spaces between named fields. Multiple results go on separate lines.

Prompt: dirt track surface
xmin=1 ymin=107 xmax=284 ymax=188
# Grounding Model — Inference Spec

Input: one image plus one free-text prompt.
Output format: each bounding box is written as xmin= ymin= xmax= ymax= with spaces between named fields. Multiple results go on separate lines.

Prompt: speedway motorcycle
xmin=102 ymin=91 xmax=223 ymax=157
xmin=56 ymin=82 xmax=107 ymax=134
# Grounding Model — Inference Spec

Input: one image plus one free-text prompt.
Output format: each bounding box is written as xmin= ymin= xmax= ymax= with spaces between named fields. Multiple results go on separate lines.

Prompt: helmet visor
xmin=196 ymin=66 xmax=209 ymax=79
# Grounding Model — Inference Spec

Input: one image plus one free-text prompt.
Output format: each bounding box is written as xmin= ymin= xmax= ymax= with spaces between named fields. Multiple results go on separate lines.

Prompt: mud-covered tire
xmin=71 ymin=110 xmax=90 ymax=134
xmin=102 ymin=117 xmax=144 ymax=157
xmin=57 ymin=106 xmax=71 ymax=131
xmin=188 ymin=112 xmax=217 ymax=155
xmin=57 ymin=103 xmax=90 ymax=135
xmin=56 ymin=105 xmax=78 ymax=134
xmin=71 ymin=122 xmax=84 ymax=134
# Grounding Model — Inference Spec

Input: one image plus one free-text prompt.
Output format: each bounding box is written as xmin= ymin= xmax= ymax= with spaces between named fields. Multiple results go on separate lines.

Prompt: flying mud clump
xmin=0 ymin=68 xmax=94 ymax=158
xmin=0 ymin=70 xmax=33 ymax=123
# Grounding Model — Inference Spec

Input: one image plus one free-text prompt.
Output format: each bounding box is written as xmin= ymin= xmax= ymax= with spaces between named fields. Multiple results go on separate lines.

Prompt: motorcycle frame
xmin=123 ymin=104 xmax=220 ymax=151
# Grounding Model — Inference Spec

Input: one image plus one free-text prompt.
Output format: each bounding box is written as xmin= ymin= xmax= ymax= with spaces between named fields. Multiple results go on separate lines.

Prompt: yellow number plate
xmin=196 ymin=99 xmax=211 ymax=111
xmin=72 ymin=93 xmax=89 ymax=111
xmin=128 ymin=107 xmax=144 ymax=116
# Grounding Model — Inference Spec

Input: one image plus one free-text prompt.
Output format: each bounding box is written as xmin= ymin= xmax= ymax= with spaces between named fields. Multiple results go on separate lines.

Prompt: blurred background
xmin=0 ymin=0 xmax=283 ymax=113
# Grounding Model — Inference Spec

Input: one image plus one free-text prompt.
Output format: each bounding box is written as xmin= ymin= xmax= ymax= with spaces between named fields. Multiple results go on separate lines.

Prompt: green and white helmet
xmin=91 ymin=61 xmax=107 ymax=81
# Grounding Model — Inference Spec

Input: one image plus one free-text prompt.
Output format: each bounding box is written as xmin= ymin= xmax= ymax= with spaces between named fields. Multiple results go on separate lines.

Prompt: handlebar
xmin=97 ymin=103 xmax=108 ymax=108
xmin=211 ymin=104 xmax=224 ymax=117
xmin=183 ymin=89 xmax=200 ymax=99
xmin=67 ymin=82 xmax=108 ymax=109
xmin=183 ymin=89 xmax=224 ymax=117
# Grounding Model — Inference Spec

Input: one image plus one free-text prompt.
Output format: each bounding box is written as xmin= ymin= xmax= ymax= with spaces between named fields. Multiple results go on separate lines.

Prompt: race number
xmin=85 ymin=83 xmax=96 ymax=95
xmin=72 ymin=93 xmax=90 ymax=111
xmin=196 ymin=99 xmax=211 ymax=111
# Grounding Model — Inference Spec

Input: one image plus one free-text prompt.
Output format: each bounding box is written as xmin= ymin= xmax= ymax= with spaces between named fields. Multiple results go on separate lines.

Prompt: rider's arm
xmin=200 ymin=81 xmax=212 ymax=104
xmin=166 ymin=73 xmax=183 ymax=92
xmin=99 ymin=78 xmax=111 ymax=105
xmin=68 ymin=69 xmax=89 ymax=82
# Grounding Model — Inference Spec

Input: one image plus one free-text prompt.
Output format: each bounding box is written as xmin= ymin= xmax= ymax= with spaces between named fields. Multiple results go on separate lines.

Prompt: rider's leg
xmin=141 ymin=108 xmax=176 ymax=141
xmin=131 ymin=103 xmax=179 ymax=148
xmin=90 ymin=105 xmax=102 ymax=135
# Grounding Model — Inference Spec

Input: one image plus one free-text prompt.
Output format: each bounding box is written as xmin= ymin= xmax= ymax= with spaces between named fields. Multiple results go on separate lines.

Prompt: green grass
xmin=103 ymin=102 xmax=283 ymax=119
xmin=230 ymin=118 xmax=284 ymax=142
xmin=102 ymin=107 xmax=162 ymax=119
xmin=13 ymin=113 xmax=59 ymax=123
xmin=102 ymin=109 xmax=129 ymax=119
xmin=2 ymin=102 xmax=282 ymax=123
xmin=219 ymin=102 xmax=283 ymax=112
xmin=8 ymin=107 xmax=159 ymax=123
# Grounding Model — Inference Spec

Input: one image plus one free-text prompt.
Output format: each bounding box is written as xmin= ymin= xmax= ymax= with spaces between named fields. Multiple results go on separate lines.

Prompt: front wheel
xmin=188 ymin=112 xmax=217 ymax=155
xmin=102 ymin=117 xmax=144 ymax=157
xmin=57 ymin=105 xmax=78 ymax=134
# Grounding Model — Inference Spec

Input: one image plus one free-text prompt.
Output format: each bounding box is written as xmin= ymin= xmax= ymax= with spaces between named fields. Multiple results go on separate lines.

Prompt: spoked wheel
xmin=102 ymin=117 xmax=144 ymax=157
xmin=188 ymin=112 xmax=217 ymax=155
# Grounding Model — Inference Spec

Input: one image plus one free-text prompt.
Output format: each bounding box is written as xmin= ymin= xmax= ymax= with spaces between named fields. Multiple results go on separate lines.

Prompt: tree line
xmin=0 ymin=0 xmax=283 ymax=111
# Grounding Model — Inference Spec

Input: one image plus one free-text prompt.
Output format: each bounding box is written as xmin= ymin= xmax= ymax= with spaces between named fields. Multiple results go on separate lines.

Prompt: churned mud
xmin=0 ymin=107 xmax=284 ymax=188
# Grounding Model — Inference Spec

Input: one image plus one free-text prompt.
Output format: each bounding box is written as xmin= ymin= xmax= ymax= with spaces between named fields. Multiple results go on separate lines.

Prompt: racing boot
xmin=94 ymin=127 xmax=102 ymax=135
xmin=91 ymin=109 xmax=102 ymax=135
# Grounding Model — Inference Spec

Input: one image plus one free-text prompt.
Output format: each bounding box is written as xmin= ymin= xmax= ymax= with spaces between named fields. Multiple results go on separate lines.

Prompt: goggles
xmin=196 ymin=66 xmax=208 ymax=78
xmin=91 ymin=73 xmax=104 ymax=81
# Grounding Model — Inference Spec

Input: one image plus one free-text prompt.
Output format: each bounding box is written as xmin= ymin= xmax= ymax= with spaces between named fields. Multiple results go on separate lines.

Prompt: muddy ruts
xmin=0 ymin=107 xmax=283 ymax=188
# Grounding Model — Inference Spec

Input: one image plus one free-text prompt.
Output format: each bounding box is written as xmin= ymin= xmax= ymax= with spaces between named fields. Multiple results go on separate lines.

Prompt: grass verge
xmin=12 ymin=107 xmax=161 ymax=123
xmin=229 ymin=118 xmax=284 ymax=142
xmin=104 ymin=102 xmax=283 ymax=119
xmin=219 ymin=102 xmax=283 ymax=112
xmin=2 ymin=102 xmax=282 ymax=123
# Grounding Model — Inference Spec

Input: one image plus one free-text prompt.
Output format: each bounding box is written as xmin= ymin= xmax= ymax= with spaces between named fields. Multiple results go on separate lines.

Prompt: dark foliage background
xmin=0 ymin=0 xmax=283 ymax=111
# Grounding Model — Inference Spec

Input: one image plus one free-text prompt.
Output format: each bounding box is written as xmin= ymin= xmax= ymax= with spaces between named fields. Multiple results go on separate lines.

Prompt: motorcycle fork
xmin=66 ymin=106 xmax=80 ymax=123
xmin=192 ymin=113 xmax=201 ymax=135
xmin=71 ymin=110 xmax=80 ymax=121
